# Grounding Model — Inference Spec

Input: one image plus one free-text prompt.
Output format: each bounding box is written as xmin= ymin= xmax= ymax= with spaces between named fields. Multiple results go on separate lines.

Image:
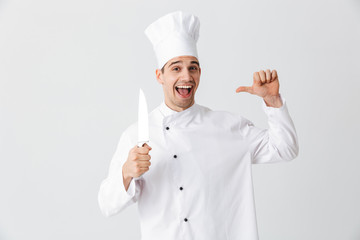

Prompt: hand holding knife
xmin=122 ymin=88 xmax=152 ymax=185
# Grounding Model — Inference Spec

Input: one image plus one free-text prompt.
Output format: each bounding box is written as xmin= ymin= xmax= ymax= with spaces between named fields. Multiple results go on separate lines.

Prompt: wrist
xmin=263 ymin=94 xmax=282 ymax=108
xmin=122 ymin=166 xmax=131 ymax=181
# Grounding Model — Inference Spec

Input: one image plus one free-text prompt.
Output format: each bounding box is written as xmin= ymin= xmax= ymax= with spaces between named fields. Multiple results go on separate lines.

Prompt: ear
xmin=156 ymin=69 xmax=164 ymax=84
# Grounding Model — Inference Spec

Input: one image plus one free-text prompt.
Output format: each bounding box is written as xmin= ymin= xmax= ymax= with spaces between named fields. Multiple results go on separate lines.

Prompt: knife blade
xmin=137 ymin=88 xmax=149 ymax=147
xmin=133 ymin=88 xmax=150 ymax=181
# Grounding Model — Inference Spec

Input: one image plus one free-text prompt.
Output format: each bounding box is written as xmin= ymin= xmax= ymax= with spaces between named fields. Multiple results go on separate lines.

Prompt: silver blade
xmin=138 ymin=88 xmax=149 ymax=146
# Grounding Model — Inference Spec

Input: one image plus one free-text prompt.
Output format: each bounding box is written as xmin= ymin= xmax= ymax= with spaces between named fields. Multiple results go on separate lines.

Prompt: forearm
xmin=98 ymin=165 xmax=138 ymax=217
xmin=263 ymin=97 xmax=299 ymax=161
xmin=251 ymin=95 xmax=299 ymax=164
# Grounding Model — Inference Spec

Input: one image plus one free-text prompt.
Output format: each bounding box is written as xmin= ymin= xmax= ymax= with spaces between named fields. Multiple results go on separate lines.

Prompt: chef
xmin=98 ymin=10 xmax=299 ymax=240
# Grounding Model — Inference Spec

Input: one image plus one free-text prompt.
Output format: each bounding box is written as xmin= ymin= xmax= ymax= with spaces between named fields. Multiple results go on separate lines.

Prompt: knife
xmin=134 ymin=88 xmax=150 ymax=180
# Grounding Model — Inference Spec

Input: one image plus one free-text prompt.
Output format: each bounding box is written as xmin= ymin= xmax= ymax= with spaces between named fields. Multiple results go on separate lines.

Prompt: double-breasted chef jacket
xmin=98 ymin=93 xmax=299 ymax=240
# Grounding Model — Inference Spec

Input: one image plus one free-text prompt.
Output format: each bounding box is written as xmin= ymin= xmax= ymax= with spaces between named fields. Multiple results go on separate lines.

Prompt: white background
xmin=1 ymin=0 xmax=360 ymax=239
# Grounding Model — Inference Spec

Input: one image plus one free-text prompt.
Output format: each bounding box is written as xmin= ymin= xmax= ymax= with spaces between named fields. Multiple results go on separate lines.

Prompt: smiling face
xmin=156 ymin=55 xmax=201 ymax=112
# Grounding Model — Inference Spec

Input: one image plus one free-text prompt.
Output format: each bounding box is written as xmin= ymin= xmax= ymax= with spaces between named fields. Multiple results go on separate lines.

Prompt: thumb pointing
xmin=236 ymin=86 xmax=252 ymax=93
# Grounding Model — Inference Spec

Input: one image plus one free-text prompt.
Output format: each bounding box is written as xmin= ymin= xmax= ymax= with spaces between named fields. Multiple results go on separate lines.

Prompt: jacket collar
xmin=159 ymin=101 xmax=201 ymax=126
xmin=159 ymin=101 xmax=199 ymax=117
xmin=159 ymin=101 xmax=178 ymax=117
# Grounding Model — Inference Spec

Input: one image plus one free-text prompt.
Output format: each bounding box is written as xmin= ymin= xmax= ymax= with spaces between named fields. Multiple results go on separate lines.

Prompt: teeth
xmin=176 ymin=86 xmax=192 ymax=88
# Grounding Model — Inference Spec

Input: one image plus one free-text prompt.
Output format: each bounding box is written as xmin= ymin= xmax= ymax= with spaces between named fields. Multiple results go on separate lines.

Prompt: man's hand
xmin=122 ymin=143 xmax=152 ymax=188
xmin=235 ymin=69 xmax=283 ymax=108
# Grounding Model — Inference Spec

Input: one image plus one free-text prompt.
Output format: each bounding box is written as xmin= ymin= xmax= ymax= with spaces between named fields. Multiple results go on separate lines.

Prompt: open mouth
xmin=175 ymin=85 xmax=193 ymax=98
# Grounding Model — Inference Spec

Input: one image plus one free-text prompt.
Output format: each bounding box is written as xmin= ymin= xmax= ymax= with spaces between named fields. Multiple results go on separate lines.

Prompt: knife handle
xmin=134 ymin=141 xmax=149 ymax=180
xmin=133 ymin=171 xmax=145 ymax=180
xmin=137 ymin=141 xmax=149 ymax=148
xmin=133 ymin=175 xmax=143 ymax=181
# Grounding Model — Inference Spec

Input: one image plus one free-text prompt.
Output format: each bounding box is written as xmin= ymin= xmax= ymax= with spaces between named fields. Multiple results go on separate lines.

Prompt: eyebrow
xmin=167 ymin=60 xmax=200 ymax=68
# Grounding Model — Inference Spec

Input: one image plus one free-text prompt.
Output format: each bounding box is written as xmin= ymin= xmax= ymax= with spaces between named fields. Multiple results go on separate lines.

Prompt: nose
xmin=180 ymin=68 xmax=193 ymax=80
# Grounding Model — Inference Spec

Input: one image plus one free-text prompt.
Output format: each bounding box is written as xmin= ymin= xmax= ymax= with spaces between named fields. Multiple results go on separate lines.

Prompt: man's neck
xmin=164 ymin=100 xmax=195 ymax=112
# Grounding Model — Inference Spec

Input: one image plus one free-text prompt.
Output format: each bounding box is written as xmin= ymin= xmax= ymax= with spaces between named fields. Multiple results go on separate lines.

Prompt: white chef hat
xmin=144 ymin=10 xmax=200 ymax=69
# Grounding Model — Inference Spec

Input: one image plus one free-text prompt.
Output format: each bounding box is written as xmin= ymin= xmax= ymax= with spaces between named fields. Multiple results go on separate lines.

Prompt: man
xmin=98 ymin=11 xmax=299 ymax=240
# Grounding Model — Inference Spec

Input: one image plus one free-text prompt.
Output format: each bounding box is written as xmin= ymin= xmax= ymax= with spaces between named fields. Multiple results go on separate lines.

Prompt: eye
xmin=172 ymin=67 xmax=180 ymax=71
xmin=190 ymin=66 xmax=198 ymax=70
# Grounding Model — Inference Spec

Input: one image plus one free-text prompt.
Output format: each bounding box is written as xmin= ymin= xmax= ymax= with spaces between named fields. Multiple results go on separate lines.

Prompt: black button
xmin=179 ymin=187 xmax=183 ymax=190
xmin=184 ymin=218 xmax=188 ymax=222
xmin=173 ymin=155 xmax=177 ymax=158
xmin=166 ymin=127 xmax=169 ymax=130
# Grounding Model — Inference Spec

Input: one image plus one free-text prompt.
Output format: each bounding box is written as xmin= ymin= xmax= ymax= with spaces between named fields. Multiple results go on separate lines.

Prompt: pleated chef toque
xmin=144 ymin=10 xmax=200 ymax=69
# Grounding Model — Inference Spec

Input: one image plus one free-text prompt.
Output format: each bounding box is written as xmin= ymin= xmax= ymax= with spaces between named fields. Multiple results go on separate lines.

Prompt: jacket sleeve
xmin=244 ymin=94 xmax=299 ymax=164
xmin=98 ymin=129 xmax=141 ymax=217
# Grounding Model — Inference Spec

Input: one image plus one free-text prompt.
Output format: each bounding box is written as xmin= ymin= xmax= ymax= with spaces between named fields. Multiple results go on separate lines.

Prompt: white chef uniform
xmin=98 ymin=93 xmax=299 ymax=240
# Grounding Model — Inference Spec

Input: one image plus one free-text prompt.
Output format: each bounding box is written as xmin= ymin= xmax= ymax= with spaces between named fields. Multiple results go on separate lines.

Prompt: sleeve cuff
xmin=125 ymin=177 xmax=136 ymax=197
xmin=121 ymin=164 xmax=137 ymax=198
